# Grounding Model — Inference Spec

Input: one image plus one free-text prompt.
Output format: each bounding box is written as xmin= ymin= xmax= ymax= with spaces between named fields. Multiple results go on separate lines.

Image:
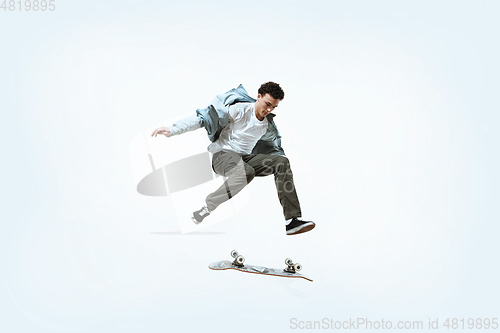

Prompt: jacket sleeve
xmin=168 ymin=114 xmax=202 ymax=136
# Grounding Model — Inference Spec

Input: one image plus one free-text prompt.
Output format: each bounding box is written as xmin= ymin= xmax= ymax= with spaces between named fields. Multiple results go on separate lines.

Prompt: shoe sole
xmin=286 ymin=222 xmax=315 ymax=235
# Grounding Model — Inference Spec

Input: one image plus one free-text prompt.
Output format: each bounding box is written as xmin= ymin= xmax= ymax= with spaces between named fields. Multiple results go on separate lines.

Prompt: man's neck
xmin=254 ymin=103 xmax=264 ymax=121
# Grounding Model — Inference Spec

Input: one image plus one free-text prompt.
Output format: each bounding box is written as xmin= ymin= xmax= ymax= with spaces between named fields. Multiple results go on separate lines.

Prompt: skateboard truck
xmin=209 ymin=250 xmax=313 ymax=282
xmin=230 ymin=250 xmax=245 ymax=267
xmin=284 ymin=258 xmax=302 ymax=273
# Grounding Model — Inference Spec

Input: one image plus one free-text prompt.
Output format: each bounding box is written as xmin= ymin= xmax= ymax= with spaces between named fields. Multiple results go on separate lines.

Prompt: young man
xmin=151 ymin=82 xmax=315 ymax=235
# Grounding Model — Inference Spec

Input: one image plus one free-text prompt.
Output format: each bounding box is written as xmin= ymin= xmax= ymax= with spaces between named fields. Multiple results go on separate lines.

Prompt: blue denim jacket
xmin=196 ymin=84 xmax=285 ymax=156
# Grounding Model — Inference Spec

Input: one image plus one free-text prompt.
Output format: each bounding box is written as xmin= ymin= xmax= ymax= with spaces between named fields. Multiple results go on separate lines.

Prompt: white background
xmin=1 ymin=0 xmax=499 ymax=332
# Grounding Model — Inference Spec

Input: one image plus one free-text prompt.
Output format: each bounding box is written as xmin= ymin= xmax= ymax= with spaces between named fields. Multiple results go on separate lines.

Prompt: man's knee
xmin=275 ymin=156 xmax=291 ymax=172
xmin=276 ymin=156 xmax=289 ymax=166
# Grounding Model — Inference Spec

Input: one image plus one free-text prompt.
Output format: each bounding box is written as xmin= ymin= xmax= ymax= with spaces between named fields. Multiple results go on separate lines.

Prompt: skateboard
xmin=209 ymin=250 xmax=313 ymax=282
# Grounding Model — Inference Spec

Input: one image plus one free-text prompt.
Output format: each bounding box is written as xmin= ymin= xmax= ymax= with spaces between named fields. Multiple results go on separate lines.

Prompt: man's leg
xmin=242 ymin=154 xmax=302 ymax=220
xmin=205 ymin=150 xmax=256 ymax=212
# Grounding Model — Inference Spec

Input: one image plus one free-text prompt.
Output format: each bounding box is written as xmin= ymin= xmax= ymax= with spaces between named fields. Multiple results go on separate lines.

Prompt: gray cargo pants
xmin=206 ymin=150 xmax=302 ymax=220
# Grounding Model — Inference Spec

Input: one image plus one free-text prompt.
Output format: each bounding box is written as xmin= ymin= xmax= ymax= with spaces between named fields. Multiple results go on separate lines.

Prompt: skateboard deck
xmin=209 ymin=251 xmax=313 ymax=282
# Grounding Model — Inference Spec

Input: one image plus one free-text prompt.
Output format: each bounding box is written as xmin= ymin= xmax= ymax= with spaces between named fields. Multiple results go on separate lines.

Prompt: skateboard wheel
xmin=285 ymin=258 xmax=293 ymax=266
xmin=294 ymin=263 xmax=302 ymax=272
xmin=231 ymin=250 xmax=239 ymax=258
xmin=235 ymin=255 xmax=245 ymax=265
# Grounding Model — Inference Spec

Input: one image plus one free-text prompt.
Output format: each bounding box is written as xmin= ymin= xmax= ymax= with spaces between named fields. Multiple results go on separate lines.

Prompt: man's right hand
xmin=151 ymin=126 xmax=171 ymax=138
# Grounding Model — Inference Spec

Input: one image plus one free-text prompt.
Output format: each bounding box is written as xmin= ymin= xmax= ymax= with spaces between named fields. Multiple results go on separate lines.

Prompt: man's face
xmin=255 ymin=93 xmax=281 ymax=120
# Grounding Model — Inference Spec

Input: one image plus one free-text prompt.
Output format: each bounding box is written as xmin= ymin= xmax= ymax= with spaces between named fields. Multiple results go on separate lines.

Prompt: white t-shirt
xmin=208 ymin=102 xmax=268 ymax=154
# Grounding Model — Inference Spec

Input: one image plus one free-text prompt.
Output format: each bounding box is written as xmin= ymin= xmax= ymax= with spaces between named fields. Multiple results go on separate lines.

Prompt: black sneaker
xmin=286 ymin=218 xmax=315 ymax=235
xmin=192 ymin=206 xmax=211 ymax=224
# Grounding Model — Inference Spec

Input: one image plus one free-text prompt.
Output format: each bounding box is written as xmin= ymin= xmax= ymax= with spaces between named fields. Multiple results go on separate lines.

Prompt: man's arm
xmin=151 ymin=114 xmax=202 ymax=138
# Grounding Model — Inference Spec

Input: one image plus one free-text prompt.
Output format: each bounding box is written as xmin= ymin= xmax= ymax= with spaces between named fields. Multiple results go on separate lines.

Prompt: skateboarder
xmin=151 ymin=82 xmax=315 ymax=235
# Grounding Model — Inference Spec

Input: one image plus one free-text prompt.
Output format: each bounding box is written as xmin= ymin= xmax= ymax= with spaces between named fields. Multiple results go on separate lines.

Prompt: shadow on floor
xmin=150 ymin=231 xmax=226 ymax=235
